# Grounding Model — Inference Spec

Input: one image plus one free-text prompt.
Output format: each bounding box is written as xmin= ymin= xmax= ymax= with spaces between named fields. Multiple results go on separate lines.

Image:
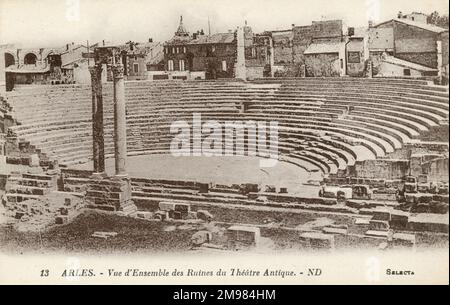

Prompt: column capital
xmin=112 ymin=64 xmax=125 ymax=79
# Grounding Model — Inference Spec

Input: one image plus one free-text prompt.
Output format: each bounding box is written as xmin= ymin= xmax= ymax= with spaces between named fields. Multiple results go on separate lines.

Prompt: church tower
xmin=175 ymin=15 xmax=190 ymax=37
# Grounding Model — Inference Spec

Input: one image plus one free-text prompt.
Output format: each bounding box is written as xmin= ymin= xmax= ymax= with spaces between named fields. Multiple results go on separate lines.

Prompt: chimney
xmin=348 ymin=27 xmax=355 ymax=36
xmin=368 ymin=20 xmax=374 ymax=28
xmin=292 ymin=24 xmax=295 ymax=27
xmin=149 ymin=38 xmax=153 ymax=43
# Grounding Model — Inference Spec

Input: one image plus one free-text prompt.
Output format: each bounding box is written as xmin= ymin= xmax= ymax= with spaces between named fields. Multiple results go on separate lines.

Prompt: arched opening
xmin=4 ymin=53 xmax=15 ymax=68
xmin=24 ymin=53 xmax=37 ymax=65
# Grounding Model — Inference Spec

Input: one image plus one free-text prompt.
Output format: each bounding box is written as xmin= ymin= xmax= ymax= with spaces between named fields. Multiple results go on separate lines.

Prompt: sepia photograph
xmin=0 ymin=0 xmax=448 ymax=287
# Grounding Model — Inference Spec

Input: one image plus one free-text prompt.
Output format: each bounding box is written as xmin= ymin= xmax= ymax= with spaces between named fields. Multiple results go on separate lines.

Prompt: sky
xmin=0 ymin=0 xmax=448 ymax=48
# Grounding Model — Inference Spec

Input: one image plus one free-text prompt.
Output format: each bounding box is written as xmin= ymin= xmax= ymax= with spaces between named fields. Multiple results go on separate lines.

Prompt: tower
xmin=175 ymin=15 xmax=190 ymax=37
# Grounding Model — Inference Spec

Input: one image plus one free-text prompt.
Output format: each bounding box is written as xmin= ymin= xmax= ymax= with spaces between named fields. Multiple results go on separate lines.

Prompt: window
xmin=172 ymin=47 xmax=175 ymax=54
xmin=183 ymin=47 xmax=187 ymax=53
xmin=222 ymin=60 xmax=227 ymax=72
xmin=403 ymin=69 xmax=411 ymax=76
xmin=251 ymin=47 xmax=256 ymax=58
xmin=347 ymin=52 xmax=361 ymax=63
xmin=176 ymin=47 xmax=180 ymax=54
xmin=340 ymin=59 xmax=344 ymax=69
xmin=179 ymin=59 xmax=185 ymax=71
xmin=4 ymin=53 xmax=15 ymax=68
xmin=168 ymin=60 xmax=174 ymax=71
xmin=133 ymin=63 xmax=139 ymax=74
xmin=24 ymin=53 xmax=37 ymax=65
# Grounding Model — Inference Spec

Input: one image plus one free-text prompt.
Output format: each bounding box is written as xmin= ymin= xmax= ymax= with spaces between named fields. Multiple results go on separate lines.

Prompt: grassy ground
xmin=1 ymin=207 xmax=447 ymax=254
xmin=134 ymin=201 xmax=354 ymax=228
xmin=0 ymin=210 xmax=196 ymax=255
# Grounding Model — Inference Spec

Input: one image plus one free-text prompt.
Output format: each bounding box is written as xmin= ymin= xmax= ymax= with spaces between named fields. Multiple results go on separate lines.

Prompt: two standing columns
xmin=89 ymin=58 xmax=127 ymax=177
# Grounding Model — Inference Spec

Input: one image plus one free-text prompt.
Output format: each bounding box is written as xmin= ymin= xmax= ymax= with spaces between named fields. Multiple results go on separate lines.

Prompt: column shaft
xmin=96 ymin=66 xmax=105 ymax=173
xmin=112 ymin=63 xmax=127 ymax=176
xmin=89 ymin=65 xmax=105 ymax=173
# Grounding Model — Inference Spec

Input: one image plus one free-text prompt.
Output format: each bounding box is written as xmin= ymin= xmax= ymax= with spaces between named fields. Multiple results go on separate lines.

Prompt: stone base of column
xmin=85 ymin=175 xmax=136 ymax=215
xmin=113 ymin=176 xmax=137 ymax=216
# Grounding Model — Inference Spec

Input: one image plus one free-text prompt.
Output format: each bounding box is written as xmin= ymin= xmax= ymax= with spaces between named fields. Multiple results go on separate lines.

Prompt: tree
xmin=427 ymin=11 xmax=449 ymax=29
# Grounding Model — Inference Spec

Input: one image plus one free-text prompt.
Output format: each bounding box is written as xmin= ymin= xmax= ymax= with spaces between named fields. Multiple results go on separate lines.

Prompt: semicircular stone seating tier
xmin=5 ymin=78 xmax=449 ymax=176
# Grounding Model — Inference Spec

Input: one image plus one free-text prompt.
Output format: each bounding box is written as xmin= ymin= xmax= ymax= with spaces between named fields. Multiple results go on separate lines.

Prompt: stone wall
xmin=246 ymin=66 xmax=265 ymax=80
xmin=439 ymin=31 xmax=449 ymax=81
xmin=426 ymin=157 xmax=449 ymax=182
xmin=368 ymin=27 xmax=394 ymax=51
xmin=410 ymin=155 xmax=449 ymax=182
xmin=305 ymin=53 xmax=340 ymax=77
xmin=350 ymin=159 xmax=410 ymax=180
xmin=395 ymin=52 xmax=437 ymax=69
xmin=419 ymin=124 xmax=449 ymax=142
xmin=292 ymin=25 xmax=314 ymax=66
xmin=311 ymin=20 xmax=343 ymax=39
xmin=85 ymin=176 xmax=133 ymax=211
xmin=440 ymin=32 xmax=449 ymax=68
xmin=272 ymin=31 xmax=293 ymax=66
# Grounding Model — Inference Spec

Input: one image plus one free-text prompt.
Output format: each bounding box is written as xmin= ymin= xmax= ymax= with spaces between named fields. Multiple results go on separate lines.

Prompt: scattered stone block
xmin=55 ymin=215 xmax=68 ymax=225
xmin=391 ymin=233 xmax=416 ymax=248
xmin=372 ymin=209 xmax=391 ymax=221
xmin=355 ymin=218 xmax=371 ymax=225
xmin=369 ymin=220 xmax=390 ymax=231
xmin=322 ymin=226 xmax=348 ymax=235
xmin=91 ymin=231 xmax=118 ymax=239
xmin=365 ymin=230 xmax=393 ymax=239
xmin=299 ymin=232 xmax=335 ymax=250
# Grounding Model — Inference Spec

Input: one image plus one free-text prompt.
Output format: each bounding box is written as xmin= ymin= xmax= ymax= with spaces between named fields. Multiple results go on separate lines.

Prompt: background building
xmin=159 ymin=16 xmax=236 ymax=80
xmin=244 ymin=25 xmax=273 ymax=79
xmin=158 ymin=17 xmax=273 ymax=80
xmin=1 ymin=43 xmax=92 ymax=91
xmin=346 ymin=27 xmax=370 ymax=77
xmin=267 ymin=20 xmax=348 ymax=77
xmin=120 ymin=41 xmax=164 ymax=81
xmin=369 ymin=18 xmax=449 ymax=79
xmin=398 ymin=11 xmax=429 ymax=24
